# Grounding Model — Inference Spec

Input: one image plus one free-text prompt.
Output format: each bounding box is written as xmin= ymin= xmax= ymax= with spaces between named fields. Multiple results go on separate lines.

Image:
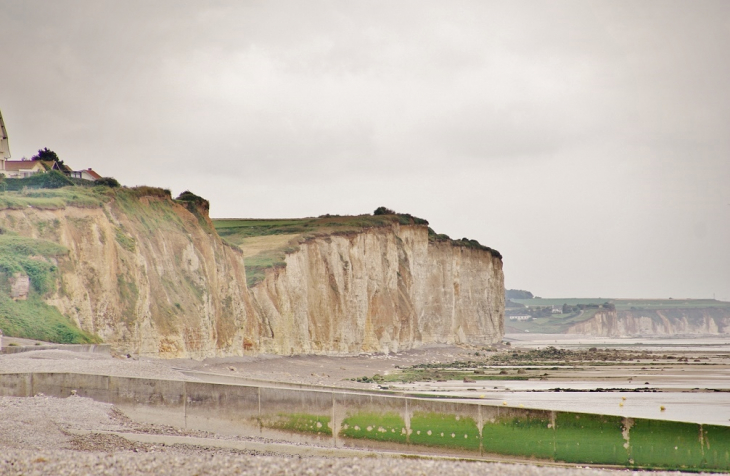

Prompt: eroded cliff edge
xmin=0 ymin=187 xmax=504 ymax=357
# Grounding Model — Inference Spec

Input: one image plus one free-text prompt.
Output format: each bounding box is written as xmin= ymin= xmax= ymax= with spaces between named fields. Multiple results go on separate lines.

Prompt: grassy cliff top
xmin=213 ymin=214 xmax=427 ymax=287
xmin=213 ymin=212 xmax=501 ymax=287
xmin=213 ymin=213 xmax=427 ymax=241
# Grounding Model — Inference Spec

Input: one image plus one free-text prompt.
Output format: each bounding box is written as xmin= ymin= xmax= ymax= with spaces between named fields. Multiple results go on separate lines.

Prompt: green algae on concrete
xmin=554 ymin=412 xmax=628 ymax=465
xmin=409 ymin=411 xmax=480 ymax=451
xmin=261 ymin=412 xmax=332 ymax=436
xmin=702 ymin=424 xmax=730 ymax=471
xmin=340 ymin=412 xmax=407 ymax=443
xmin=629 ymin=418 xmax=706 ymax=470
xmin=481 ymin=410 xmax=555 ymax=459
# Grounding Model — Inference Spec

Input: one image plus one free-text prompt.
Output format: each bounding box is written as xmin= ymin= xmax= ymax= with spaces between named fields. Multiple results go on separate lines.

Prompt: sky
xmin=1 ymin=1 xmax=729 ymax=300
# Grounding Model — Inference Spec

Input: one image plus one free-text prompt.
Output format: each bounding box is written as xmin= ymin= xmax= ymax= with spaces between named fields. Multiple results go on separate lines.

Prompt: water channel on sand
xmin=389 ymin=334 xmax=730 ymax=427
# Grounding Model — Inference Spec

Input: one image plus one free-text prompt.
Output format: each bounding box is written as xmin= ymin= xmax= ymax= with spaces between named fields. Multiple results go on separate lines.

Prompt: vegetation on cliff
xmin=0 ymin=232 xmax=99 ymax=344
xmin=0 ymin=177 xmax=216 ymax=345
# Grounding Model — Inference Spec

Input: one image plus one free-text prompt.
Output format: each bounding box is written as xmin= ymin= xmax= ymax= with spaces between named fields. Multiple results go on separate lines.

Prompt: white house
xmin=70 ymin=168 xmax=102 ymax=181
xmin=508 ymin=315 xmax=532 ymax=321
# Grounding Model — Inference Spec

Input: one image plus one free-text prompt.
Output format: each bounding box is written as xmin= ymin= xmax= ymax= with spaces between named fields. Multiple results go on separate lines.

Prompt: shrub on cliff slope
xmin=94 ymin=177 xmax=120 ymax=187
xmin=3 ymin=170 xmax=74 ymax=191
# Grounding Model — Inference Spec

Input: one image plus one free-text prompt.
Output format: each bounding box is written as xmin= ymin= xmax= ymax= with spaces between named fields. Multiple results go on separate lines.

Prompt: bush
xmin=4 ymin=171 xmax=74 ymax=191
xmin=130 ymin=186 xmax=171 ymax=198
xmin=94 ymin=177 xmax=120 ymax=188
xmin=176 ymin=190 xmax=209 ymax=212
xmin=373 ymin=206 xmax=395 ymax=215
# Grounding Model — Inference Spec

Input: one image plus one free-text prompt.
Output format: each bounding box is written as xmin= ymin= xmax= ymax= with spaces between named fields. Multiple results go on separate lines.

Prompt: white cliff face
xmin=0 ymin=193 xmax=504 ymax=357
xmin=567 ymin=310 xmax=730 ymax=336
xmin=249 ymin=224 xmax=504 ymax=354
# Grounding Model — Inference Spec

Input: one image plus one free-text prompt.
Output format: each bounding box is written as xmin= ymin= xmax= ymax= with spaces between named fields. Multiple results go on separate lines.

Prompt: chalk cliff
xmin=566 ymin=309 xmax=730 ymax=336
xmin=0 ymin=188 xmax=504 ymax=357
xmin=0 ymin=189 xmax=254 ymax=358
xmin=249 ymin=225 xmax=504 ymax=354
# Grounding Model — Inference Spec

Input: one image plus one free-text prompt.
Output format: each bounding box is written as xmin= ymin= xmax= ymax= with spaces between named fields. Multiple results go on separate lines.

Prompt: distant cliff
xmin=0 ymin=187 xmax=504 ymax=356
xmin=566 ymin=309 xmax=730 ymax=336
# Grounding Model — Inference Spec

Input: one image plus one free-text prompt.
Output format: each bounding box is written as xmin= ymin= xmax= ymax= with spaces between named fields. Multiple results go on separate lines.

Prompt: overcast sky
xmin=2 ymin=1 xmax=728 ymax=300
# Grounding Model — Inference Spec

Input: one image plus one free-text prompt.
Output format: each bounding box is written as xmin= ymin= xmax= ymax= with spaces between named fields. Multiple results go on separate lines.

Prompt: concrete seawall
xmin=1 ymin=372 xmax=728 ymax=471
xmin=0 ymin=344 xmax=111 ymax=355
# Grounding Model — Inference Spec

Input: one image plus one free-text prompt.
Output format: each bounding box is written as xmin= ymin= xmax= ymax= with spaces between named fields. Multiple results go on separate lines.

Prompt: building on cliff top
xmin=69 ymin=168 xmax=102 ymax=180
xmin=0 ymin=110 xmax=102 ymax=180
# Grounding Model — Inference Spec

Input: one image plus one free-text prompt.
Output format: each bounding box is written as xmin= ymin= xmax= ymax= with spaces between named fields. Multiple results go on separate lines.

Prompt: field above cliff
xmin=213 ymin=213 xmax=500 ymax=287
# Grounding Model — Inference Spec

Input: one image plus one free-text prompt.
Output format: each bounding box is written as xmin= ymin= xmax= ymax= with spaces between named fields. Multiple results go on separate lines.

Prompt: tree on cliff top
xmin=31 ymin=148 xmax=63 ymax=165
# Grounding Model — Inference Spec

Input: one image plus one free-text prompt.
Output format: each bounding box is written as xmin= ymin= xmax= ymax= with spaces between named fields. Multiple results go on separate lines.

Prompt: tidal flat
xmin=385 ymin=334 xmax=730 ymax=426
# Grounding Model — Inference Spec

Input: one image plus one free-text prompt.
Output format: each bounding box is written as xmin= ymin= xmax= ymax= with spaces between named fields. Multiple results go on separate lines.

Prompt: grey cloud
xmin=1 ymin=0 xmax=729 ymax=299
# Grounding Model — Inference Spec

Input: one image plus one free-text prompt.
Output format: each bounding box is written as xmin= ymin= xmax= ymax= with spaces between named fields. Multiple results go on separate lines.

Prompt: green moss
xmin=340 ymin=412 xmax=407 ymax=443
xmin=481 ymin=411 xmax=555 ymax=459
xmin=702 ymin=424 xmax=730 ymax=470
xmin=554 ymin=413 xmax=628 ymax=465
xmin=262 ymin=412 xmax=332 ymax=436
xmin=409 ymin=412 xmax=480 ymax=451
xmin=629 ymin=419 xmax=705 ymax=470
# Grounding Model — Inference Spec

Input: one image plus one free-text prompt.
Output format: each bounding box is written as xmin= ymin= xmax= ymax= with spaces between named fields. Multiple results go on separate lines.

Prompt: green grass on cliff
xmin=0 ymin=187 xmax=106 ymax=210
xmin=0 ymin=232 xmax=99 ymax=344
xmin=0 ymin=294 xmax=100 ymax=344
xmin=0 ymin=234 xmax=68 ymax=295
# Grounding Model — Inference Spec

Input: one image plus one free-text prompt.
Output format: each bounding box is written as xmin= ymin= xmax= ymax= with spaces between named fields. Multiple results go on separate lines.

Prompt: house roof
xmin=3 ymin=160 xmax=44 ymax=171
xmin=84 ymin=168 xmax=102 ymax=180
